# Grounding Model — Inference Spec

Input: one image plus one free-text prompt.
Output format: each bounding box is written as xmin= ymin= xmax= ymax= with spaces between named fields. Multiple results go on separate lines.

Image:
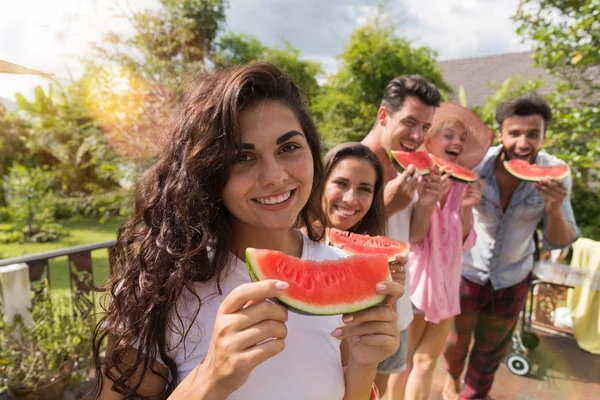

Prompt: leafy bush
xmin=0 ymin=224 xmax=67 ymax=244
xmin=2 ymin=164 xmax=58 ymax=230
xmin=571 ymin=180 xmax=600 ymax=240
xmin=0 ymin=207 xmax=13 ymax=223
xmin=87 ymin=190 xmax=132 ymax=218
xmin=0 ymin=285 xmax=94 ymax=392
xmin=51 ymin=190 xmax=132 ymax=221
xmin=0 ymin=230 xmax=24 ymax=244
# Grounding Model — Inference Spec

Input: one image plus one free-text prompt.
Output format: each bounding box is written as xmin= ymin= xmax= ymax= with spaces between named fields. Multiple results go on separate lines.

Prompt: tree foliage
xmin=84 ymin=0 xmax=229 ymax=160
xmin=91 ymin=0 xmax=229 ymax=90
xmin=14 ymin=84 xmax=121 ymax=195
xmin=81 ymin=66 xmax=176 ymax=160
xmin=513 ymin=0 xmax=600 ymax=239
xmin=312 ymin=22 xmax=451 ymax=149
xmin=213 ymin=33 xmax=322 ymax=99
xmin=0 ymin=105 xmax=30 ymax=205
xmin=514 ymin=0 xmax=600 ymax=95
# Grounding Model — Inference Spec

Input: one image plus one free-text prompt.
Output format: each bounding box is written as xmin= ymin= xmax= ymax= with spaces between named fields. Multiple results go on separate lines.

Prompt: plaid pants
xmin=443 ymin=276 xmax=530 ymax=400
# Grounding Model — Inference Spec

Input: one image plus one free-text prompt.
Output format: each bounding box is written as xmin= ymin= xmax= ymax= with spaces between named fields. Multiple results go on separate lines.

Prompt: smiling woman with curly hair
xmin=92 ymin=63 xmax=404 ymax=400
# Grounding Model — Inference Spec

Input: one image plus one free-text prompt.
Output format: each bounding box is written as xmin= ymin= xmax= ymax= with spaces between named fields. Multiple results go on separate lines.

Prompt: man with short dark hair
xmin=362 ymin=74 xmax=444 ymax=398
xmin=442 ymin=94 xmax=580 ymax=400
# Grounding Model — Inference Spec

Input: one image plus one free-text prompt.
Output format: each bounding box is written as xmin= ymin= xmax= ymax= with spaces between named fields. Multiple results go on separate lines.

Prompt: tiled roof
xmin=438 ymin=51 xmax=554 ymax=107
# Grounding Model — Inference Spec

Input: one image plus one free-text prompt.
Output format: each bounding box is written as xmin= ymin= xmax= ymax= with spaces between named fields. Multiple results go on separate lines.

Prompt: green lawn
xmin=1 ymin=217 xmax=124 ymax=290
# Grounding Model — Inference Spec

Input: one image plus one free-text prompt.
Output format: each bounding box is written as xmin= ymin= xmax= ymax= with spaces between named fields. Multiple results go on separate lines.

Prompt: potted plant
xmin=0 ymin=284 xmax=94 ymax=400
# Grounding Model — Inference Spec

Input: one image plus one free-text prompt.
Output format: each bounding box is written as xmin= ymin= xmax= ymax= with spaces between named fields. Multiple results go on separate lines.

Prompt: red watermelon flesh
xmin=429 ymin=154 xmax=478 ymax=183
xmin=390 ymin=150 xmax=433 ymax=175
xmin=327 ymin=228 xmax=409 ymax=263
xmin=504 ymin=160 xmax=570 ymax=182
xmin=246 ymin=248 xmax=390 ymax=315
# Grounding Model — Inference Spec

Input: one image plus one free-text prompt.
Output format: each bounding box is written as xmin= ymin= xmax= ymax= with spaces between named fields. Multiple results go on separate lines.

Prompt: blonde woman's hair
xmin=424 ymin=118 xmax=469 ymax=149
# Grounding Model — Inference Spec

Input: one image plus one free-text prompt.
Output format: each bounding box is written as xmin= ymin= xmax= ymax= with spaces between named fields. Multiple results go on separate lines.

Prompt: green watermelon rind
xmin=389 ymin=151 xmax=432 ymax=176
xmin=503 ymin=161 xmax=570 ymax=182
xmin=245 ymin=248 xmax=387 ymax=316
xmin=327 ymin=230 xmax=410 ymax=263
xmin=429 ymin=153 xmax=478 ymax=183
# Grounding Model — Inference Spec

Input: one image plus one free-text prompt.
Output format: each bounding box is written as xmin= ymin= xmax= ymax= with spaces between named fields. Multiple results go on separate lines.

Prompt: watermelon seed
xmin=304 ymin=277 xmax=314 ymax=291
xmin=324 ymin=274 xmax=333 ymax=287
xmin=330 ymin=274 xmax=339 ymax=286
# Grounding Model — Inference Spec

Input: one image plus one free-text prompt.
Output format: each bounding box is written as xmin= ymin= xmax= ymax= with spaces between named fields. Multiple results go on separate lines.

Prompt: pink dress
xmin=408 ymin=181 xmax=476 ymax=323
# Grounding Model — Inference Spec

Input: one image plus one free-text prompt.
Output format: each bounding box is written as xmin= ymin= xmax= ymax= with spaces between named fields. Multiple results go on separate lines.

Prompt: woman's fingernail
xmin=343 ymin=315 xmax=353 ymax=323
xmin=352 ymin=336 xmax=361 ymax=343
xmin=275 ymin=281 xmax=289 ymax=290
xmin=377 ymin=283 xmax=387 ymax=292
xmin=331 ymin=328 xmax=343 ymax=338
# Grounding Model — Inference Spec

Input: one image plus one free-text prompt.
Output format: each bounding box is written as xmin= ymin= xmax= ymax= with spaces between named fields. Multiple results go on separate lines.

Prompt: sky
xmin=0 ymin=0 xmax=531 ymax=102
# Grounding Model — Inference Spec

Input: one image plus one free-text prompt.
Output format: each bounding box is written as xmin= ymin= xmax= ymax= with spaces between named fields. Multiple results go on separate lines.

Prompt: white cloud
xmin=347 ymin=5 xmax=380 ymax=27
xmin=0 ymin=0 xmax=160 ymax=99
xmin=397 ymin=0 xmax=530 ymax=60
xmin=0 ymin=0 xmax=532 ymax=100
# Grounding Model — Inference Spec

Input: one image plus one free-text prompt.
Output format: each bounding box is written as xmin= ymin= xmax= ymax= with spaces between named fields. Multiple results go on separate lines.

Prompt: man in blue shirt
xmin=442 ymin=94 xmax=579 ymax=400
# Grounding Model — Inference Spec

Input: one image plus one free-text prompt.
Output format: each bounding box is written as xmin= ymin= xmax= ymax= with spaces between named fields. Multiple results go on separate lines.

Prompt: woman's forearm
xmin=342 ymin=362 xmax=378 ymax=400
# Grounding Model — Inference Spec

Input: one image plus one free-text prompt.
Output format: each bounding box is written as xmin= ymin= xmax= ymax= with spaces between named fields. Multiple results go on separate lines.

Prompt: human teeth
xmin=255 ymin=191 xmax=291 ymax=205
xmin=336 ymin=207 xmax=357 ymax=216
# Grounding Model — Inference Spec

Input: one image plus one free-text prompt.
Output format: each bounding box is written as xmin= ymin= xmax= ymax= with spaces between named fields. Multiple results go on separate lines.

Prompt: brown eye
xmin=280 ymin=143 xmax=301 ymax=153
xmin=236 ymin=153 xmax=252 ymax=163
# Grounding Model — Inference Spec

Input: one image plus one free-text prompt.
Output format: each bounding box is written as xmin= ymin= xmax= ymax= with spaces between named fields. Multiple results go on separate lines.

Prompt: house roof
xmin=438 ymin=51 xmax=553 ymax=107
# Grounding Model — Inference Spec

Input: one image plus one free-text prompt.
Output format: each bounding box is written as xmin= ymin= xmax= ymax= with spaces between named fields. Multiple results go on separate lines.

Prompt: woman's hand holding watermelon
xmin=389 ymin=254 xmax=407 ymax=286
xmin=200 ymin=280 xmax=290 ymax=398
xmin=332 ymin=280 xmax=403 ymax=366
xmin=440 ymin=167 xmax=453 ymax=196
xmin=461 ymin=179 xmax=482 ymax=208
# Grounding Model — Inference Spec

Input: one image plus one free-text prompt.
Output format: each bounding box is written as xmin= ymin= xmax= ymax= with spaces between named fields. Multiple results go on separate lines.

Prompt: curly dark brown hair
xmin=91 ymin=63 xmax=326 ymax=398
xmin=322 ymin=142 xmax=386 ymax=236
xmin=495 ymin=93 xmax=552 ymax=133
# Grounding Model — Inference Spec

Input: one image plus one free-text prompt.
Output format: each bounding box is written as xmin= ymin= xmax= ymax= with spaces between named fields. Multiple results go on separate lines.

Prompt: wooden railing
xmin=0 ymin=240 xmax=116 ymax=317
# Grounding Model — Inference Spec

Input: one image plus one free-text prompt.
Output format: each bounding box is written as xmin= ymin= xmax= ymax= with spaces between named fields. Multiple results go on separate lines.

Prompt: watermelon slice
xmin=429 ymin=154 xmax=478 ymax=183
xmin=327 ymin=228 xmax=409 ymax=263
xmin=246 ymin=248 xmax=390 ymax=315
xmin=390 ymin=150 xmax=433 ymax=175
xmin=504 ymin=160 xmax=570 ymax=182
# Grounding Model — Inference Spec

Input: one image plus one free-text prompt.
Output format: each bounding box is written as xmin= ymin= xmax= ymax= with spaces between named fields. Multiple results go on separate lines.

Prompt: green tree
xmin=513 ymin=0 xmax=600 ymax=239
xmin=81 ymin=66 xmax=176 ymax=161
xmin=0 ymin=104 xmax=30 ymax=205
xmin=472 ymin=76 xmax=543 ymax=128
xmin=514 ymin=0 xmax=600 ymax=95
xmin=85 ymin=0 xmax=229 ymax=161
xmin=212 ymin=33 xmax=265 ymax=66
xmin=92 ymin=0 xmax=229 ymax=90
xmin=213 ymin=33 xmax=322 ymax=99
xmin=15 ymin=84 xmax=121 ymax=195
xmin=312 ymin=22 xmax=451 ymax=148
xmin=2 ymin=164 xmax=57 ymax=233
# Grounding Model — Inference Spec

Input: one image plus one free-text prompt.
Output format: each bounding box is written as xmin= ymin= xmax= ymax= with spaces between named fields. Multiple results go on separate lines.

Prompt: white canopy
xmin=0 ymin=59 xmax=53 ymax=77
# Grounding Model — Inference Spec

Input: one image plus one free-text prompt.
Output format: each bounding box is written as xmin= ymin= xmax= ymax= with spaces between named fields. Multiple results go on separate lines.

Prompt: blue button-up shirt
xmin=462 ymin=145 xmax=580 ymax=290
